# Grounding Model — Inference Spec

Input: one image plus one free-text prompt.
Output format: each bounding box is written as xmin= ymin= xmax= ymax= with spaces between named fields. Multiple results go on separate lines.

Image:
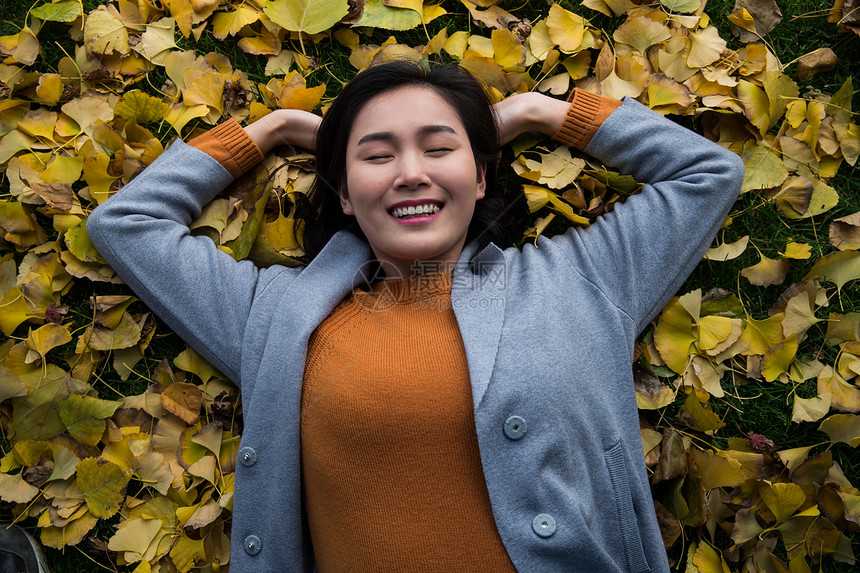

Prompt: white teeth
xmin=391 ymin=204 xmax=441 ymax=218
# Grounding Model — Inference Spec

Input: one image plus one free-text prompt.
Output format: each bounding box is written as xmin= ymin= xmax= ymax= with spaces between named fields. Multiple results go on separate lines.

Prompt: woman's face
xmin=341 ymin=85 xmax=486 ymax=277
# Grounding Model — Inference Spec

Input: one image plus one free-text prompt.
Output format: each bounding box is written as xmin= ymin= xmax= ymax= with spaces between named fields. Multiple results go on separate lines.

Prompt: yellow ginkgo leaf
xmin=278 ymin=80 xmax=326 ymax=112
xmin=683 ymin=354 xmax=725 ymax=397
xmin=761 ymin=482 xmax=806 ymax=524
xmin=264 ymin=0 xmax=350 ymax=35
xmin=262 ymin=212 xmax=301 ymax=252
xmin=84 ymin=5 xmax=130 ymax=55
xmin=782 ymin=240 xmax=812 ymax=260
xmin=522 ymin=185 xmax=590 ymax=226
xmin=697 ymin=315 xmax=734 ymax=351
xmin=165 ymin=103 xmax=209 ymax=135
xmin=705 ymin=235 xmax=749 ymax=261
xmin=803 ymin=250 xmax=860 ymax=296
xmin=741 ymin=253 xmax=789 ymax=287
xmin=687 ymin=26 xmax=726 ymax=68
xmin=491 ymin=29 xmax=526 ymax=72
xmin=35 ymin=73 xmax=63 ymax=106
xmin=661 ymin=0 xmax=703 ymax=14
xmin=442 ymin=30 xmax=469 ymax=60
xmin=792 ymin=394 xmax=831 ymax=423
xmin=737 ymin=80 xmax=771 ymax=136
xmin=77 ymin=458 xmax=131 ymax=519
xmin=817 ymin=366 xmax=860 ymax=413
xmin=183 ymin=71 xmax=225 ymax=115
xmin=727 ymin=7 xmax=758 ymax=36
xmin=527 ymin=20 xmax=554 ymax=60
xmin=62 ymin=94 xmax=115 ymax=136
xmin=0 ymin=27 xmax=40 ymax=66
xmin=26 ymin=323 xmax=72 ymax=364
xmin=654 ymin=296 xmax=697 ymax=374
xmin=458 ymin=53 xmax=506 ymax=93
xmin=546 ymin=4 xmax=593 ymax=54
xmin=134 ymin=17 xmax=178 ymax=66
xmin=761 ymin=333 xmax=798 ymax=381
xmin=819 ymin=414 xmax=860 ymax=447
xmin=107 ymin=517 xmax=164 ymax=559
xmin=740 ymin=140 xmax=788 ymax=193
xmin=17 ymin=109 xmax=58 ymax=141
xmin=537 ymin=73 xmax=570 ymax=95
xmin=645 ymin=74 xmax=694 ymax=114
xmin=740 ymin=314 xmax=785 ymax=356
xmin=58 ymin=395 xmax=122 ymax=446
xmin=238 ymin=30 xmax=282 ymax=56
xmin=212 ymin=4 xmax=261 ymax=39
xmin=763 ymin=71 xmax=798 ymax=128
xmin=781 ymin=292 xmax=820 ymax=338
xmin=115 ymin=90 xmax=169 ymax=124
xmin=582 ymin=0 xmax=638 ymax=18
xmin=613 ymin=15 xmax=671 ymax=55
xmin=779 ymin=169 xmax=838 ymax=220
xmin=561 ymin=51 xmax=592 ymax=80
xmin=0 ymin=472 xmax=40 ymax=504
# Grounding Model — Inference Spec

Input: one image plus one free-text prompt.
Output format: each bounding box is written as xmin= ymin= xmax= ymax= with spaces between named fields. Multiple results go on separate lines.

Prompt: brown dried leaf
xmin=796 ymin=48 xmax=838 ymax=82
xmin=161 ymin=382 xmax=203 ymax=425
xmin=829 ymin=212 xmax=860 ymax=250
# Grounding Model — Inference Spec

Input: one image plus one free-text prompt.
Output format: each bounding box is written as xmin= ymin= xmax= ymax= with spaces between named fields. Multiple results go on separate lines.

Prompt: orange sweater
xmin=300 ymin=274 xmax=516 ymax=571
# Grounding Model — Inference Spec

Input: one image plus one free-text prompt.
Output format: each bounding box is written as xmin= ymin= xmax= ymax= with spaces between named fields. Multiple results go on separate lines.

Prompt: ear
xmin=338 ymin=180 xmax=354 ymax=215
xmin=475 ymin=162 xmax=487 ymax=200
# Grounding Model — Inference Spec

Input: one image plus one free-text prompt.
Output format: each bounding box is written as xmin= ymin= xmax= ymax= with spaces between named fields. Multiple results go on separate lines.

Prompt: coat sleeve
xmin=546 ymin=97 xmax=745 ymax=334
xmin=86 ymin=140 xmax=285 ymax=385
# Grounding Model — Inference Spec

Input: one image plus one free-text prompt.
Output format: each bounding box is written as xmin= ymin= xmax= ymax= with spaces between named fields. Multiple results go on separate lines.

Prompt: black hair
xmin=301 ymin=61 xmax=517 ymax=259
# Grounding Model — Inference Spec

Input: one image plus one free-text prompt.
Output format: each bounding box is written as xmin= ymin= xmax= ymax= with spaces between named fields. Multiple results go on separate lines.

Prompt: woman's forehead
xmin=350 ymin=85 xmax=466 ymax=139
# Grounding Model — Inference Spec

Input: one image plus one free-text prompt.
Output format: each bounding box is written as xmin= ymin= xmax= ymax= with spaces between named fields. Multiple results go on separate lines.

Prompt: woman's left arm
xmin=496 ymin=91 xmax=745 ymax=333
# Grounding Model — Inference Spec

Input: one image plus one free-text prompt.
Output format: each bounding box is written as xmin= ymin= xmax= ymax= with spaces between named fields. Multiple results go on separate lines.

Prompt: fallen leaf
xmin=84 ymin=5 xmax=130 ymax=55
xmin=731 ymin=0 xmax=782 ymax=42
xmin=803 ymin=250 xmax=860 ymax=296
xmin=76 ymin=457 xmax=130 ymax=518
xmin=829 ymin=212 xmax=860 ymax=250
xmin=263 ymin=0 xmax=349 ymax=35
xmin=819 ymin=414 xmax=860 ymax=447
xmin=705 ymin=235 xmax=749 ymax=261
xmin=796 ymin=47 xmax=838 ymax=81
xmin=741 ymin=253 xmax=790 ymax=287
xmin=161 ymin=382 xmax=203 ymax=424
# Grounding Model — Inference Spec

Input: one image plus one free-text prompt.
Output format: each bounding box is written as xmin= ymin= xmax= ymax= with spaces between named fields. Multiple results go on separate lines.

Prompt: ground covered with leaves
xmin=0 ymin=0 xmax=858 ymax=571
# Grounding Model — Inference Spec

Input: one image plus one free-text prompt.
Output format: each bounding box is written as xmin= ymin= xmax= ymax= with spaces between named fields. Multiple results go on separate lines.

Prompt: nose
xmin=394 ymin=150 xmax=431 ymax=190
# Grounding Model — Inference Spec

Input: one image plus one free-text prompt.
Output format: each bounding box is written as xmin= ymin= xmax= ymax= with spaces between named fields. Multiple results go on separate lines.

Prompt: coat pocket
xmin=604 ymin=441 xmax=651 ymax=573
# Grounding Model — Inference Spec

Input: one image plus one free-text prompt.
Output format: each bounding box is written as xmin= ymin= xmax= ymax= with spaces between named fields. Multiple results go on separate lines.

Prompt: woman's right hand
xmin=244 ymin=109 xmax=321 ymax=155
xmin=493 ymin=92 xmax=570 ymax=145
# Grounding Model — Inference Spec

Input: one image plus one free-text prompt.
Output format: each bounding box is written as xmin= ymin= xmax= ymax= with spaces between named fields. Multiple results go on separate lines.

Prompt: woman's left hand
xmin=493 ymin=92 xmax=570 ymax=145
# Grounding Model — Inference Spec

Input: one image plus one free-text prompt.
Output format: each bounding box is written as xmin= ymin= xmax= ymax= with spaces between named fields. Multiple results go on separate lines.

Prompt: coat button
xmin=503 ymin=416 xmax=527 ymax=440
xmin=244 ymin=534 xmax=262 ymax=555
xmin=239 ymin=447 xmax=257 ymax=467
xmin=532 ymin=514 xmax=556 ymax=538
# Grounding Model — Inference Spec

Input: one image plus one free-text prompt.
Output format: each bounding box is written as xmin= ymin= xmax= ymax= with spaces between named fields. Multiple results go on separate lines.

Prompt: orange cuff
xmin=188 ymin=119 xmax=265 ymax=179
xmin=551 ymin=89 xmax=622 ymax=150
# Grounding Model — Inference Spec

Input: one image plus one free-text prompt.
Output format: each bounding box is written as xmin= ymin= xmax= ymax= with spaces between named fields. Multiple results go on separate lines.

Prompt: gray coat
xmin=88 ymin=98 xmax=744 ymax=572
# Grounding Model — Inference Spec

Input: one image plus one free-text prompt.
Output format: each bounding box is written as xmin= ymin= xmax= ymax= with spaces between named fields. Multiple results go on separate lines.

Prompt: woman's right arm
xmin=86 ymin=111 xmax=319 ymax=384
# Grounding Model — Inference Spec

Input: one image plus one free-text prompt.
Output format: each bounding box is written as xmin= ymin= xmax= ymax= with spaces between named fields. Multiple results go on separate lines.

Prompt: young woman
xmin=87 ymin=62 xmax=744 ymax=572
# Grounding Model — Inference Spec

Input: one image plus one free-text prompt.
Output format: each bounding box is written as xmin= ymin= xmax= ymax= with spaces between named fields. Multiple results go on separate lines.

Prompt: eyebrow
xmin=355 ymin=124 xmax=458 ymax=146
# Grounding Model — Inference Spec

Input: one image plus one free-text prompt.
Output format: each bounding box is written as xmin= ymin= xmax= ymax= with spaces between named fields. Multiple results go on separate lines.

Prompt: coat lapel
xmin=453 ymin=242 xmax=507 ymax=411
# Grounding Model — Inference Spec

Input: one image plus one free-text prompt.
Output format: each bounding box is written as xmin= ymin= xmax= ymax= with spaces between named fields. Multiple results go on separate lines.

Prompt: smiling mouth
xmin=390 ymin=203 xmax=442 ymax=219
